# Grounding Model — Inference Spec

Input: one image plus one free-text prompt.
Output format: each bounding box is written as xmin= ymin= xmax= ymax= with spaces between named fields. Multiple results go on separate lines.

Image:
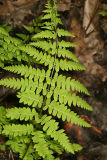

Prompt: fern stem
xmin=22 ymin=141 xmax=32 ymax=160
xmin=40 ymin=1 xmax=58 ymax=116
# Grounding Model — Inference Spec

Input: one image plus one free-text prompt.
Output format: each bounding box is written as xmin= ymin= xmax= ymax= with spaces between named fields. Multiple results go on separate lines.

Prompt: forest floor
xmin=0 ymin=0 xmax=107 ymax=160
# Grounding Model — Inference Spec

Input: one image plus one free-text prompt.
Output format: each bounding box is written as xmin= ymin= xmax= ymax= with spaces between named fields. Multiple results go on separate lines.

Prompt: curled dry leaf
xmin=83 ymin=0 xmax=99 ymax=34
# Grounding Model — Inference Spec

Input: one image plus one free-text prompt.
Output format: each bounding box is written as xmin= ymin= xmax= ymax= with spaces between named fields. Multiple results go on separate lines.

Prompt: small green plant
xmin=99 ymin=5 xmax=107 ymax=16
xmin=0 ymin=0 xmax=93 ymax=159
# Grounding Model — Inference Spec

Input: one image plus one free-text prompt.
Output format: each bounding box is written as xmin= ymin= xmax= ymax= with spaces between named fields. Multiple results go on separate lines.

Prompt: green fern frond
xmin=42 ymin=9 xmax=52 ymax=13
xmin=58 ymin=59 xmax=86 ymax=71
xmin=0 ymin=106 xmax=6 ymax=123
xmin=43 ymin=100 xmax=91 ymax=127
xmin=16 ymin=33 xmax=29 ymax=42
xmin=39 ymin=114 xmax=82 ymax=153
xmin=47 ymin=139 xmax=64 ymax=154
xmin=30 ymin=40 xmax=52 ymax=51
xmin=0 ymin=78 xmax=30 ymax=91
xmin=0 ymin=145 xmax=5 ymax=151
xmin=30 ymin=41 xmax=79 ymax=62
xmin=55 ymin=75 xmax=89 ymax=95
xmin=58 ymin=48 xmax=79 ymax=62
xmin=67 ymin=93 xmax=92 ymax=110
xmin=6 ymin=140 xmax=27 ymax=158
xmin=53 ymin=88 xmax=92 ymax=110
xmin=0 ymin=106 xmax=8 ymax=133
xmin=14 ymin=136 xmax=30 ymax=143
xmin=19 ymin=45 xmax=39 ymax=57
xmin=6 ymin=107 xmax=37 ymax=121
xmin=1 ymin=65 xmax=89 ymax=95
xmin=23 ymin=25 xmax=34 ymax=33
xmin=19 ymin=45 xmax=84 ymax=71
xmin=17 ymin=91 xmax=43 ymax=108
xmin=59 ymin=40 xmax=77 ymax=48
xmin=57 ymin=28 xmax=75 ymax=37
xmin=6 ymin=140 xmax=34 ymax=160
xmin=0 ymin=27 xmax=9 ymax=36
xmin=50 ymin=129 xmax=82 ymax=153
xmin=70 ymin=79 xmax=89 ymax=95
xmin=42 ymin=22 xmax=54 ymax=30
xmin=40 ymin=115 xmax=59 ymax=132
xmin=4 ymin=65 xmax=46 ymax=81
xmin=42 ymin=14 xmax=52 ymax=20
xmin=2 ymin=35 xmax=22 ymax=46
xmin=32 ymin=30 xmax=56 ymax=39
xmin=32 ymin=131 xmax=54 ymax=159
xmin=0 ymin=28 xmax=32 ymax=67
xmin=0 ymin=0 xmax=93 ymax=159
xmin=0 ymin=24 xmax=12 ymax=32
xmin=3 ymin=124 xmax=34 ymax=137
xmin=39 ymin=115 xmax=79 ymax=154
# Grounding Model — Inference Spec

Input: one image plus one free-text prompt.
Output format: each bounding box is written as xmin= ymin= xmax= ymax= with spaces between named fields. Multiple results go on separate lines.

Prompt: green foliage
xmin=0 ymin=0 xmax=93 ymax=159
xmin=99 ymin=5 xmax=107 ymax=16
xmin=0 ymin=25 xmax=36 ymax=67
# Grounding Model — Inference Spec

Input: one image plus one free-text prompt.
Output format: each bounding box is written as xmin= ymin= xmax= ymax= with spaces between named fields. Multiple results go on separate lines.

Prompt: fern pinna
xmin=0 ymin=0 xmax=93 ymax=159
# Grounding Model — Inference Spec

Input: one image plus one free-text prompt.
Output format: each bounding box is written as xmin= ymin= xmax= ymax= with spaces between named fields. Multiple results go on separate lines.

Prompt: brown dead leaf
xmin=83 ymin=0 xmax=99 ymax=34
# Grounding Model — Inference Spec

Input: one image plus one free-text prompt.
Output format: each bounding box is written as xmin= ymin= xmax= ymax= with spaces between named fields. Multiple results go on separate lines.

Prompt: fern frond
xmin=1 ymin=66 xmax=89 ymax=96
xmin=42 ymin=14 xmax=52 ymax=20
xmin=57 ymin=28 xmax=75 ymax=37
xmin=55 ymin=75 xmax=89 ymax=95
xmin=32 ymin=30 xmax=56 ymax=39
xmin=3 ymin=124 xmax=34 ymax=137
xmin=39 ymin=115 xmax=82 ymax=153
xmin=6 ymin=140 xmax=27 ymax=158
xmin=50 ymin=129 xmax=81 ymax=153
xmin=39 ymin=115 xmax=76 ymax=153
xmin=0 ymin=106 xmax=6 ymax=124
xmin=70 ymin=79 xmax=89 ymax=95
xmin=40 ymin=115 xmax=59 ymax=132
xmin=58 ymin=48 xmax=79 ymax=62
xmin=0 ymin=106 xmax=8 ymax=133
xmin=19 ymin=45 xmax=39 ymax=57
xmin=44 ymin=100 xmax=91 ymax=127
xmin=6 ymin=139 xmax=34 ymax=160
xmin=0 ymin=0 xmax=93 ymax=159
xmin=14 ymin=136 xmax=30 ymax=143
xmin=0 ymin=27 xmax=9 ymax=36
xmin=58 ymin=59 xmax=86 ymax=71
xmin=17 ymin=91 xmax=43 ymax=108
xmin=23 ymin=25 xmax=34 ymax=33
xmin=30 ymin=41 xmax=79 ymax=63
xmin=0 ymin=29 xmax=32 ymax=67
xmin=47 ymin=139 xmax=64 ymax=154
xmin=30 ymin=40 xmax=52 ymax=51
xmin=16 ymin=33 xmax=29 ymax=42
xmin=4 ymin=65 xmax=46 ymax=81
xmin=19 ymin=45 xmax=84 ymax=72
xmin=2 ymin=35 xmax=22 ymax=46
xmin=0 ymin=78 xmax=31 ymax=91
xmin=42 ymin=9 xmax=52 ymax=13
xmin=32 ymin=131 xmax=54 ymax=159
xmin=42 ymin=22 xmax=54 ymax=30
xmin=59 ymin=40 xmax=77 ymax=48
xmin=0 ymin=24 xmax=12 ymax=32
xmin=53 ymin=88 xmax=92 ymax=110
xmin=67 ymin=93 xmax=92 ymax=110
xmin=6 ymin=107 xmax=37 ymax=121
